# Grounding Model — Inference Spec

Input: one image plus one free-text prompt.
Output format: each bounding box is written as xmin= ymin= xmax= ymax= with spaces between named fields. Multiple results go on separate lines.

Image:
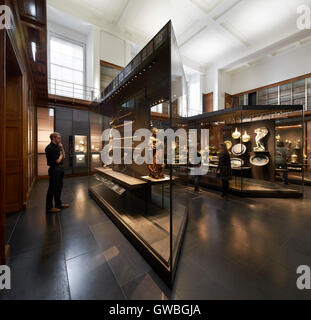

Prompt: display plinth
xmin=95 ymin=168 xmax=147 ymax=189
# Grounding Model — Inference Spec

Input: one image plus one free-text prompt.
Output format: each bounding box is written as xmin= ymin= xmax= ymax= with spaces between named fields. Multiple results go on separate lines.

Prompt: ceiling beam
xmin=180 ymin=25 xmax=208 ymax=48
xmin=113 ymin=0 xmax=130 ymax=25
xmin=189 ymin=0 xmax=224 ymax=16
xmin=221 ymin=29 xmax=311 ymax=72
xmin=179 ymin=0 xmax=248 ymax=50
xmin=212 ymin=0 xmax=244 ymax=21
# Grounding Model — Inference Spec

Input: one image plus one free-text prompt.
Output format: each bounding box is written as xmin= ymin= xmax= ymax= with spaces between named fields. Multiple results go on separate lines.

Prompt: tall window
xmin=49 ymin=34 xmax=85 ymax=99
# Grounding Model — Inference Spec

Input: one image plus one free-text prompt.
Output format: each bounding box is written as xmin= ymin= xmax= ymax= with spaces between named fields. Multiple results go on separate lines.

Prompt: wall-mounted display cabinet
xmin=187 ymin=105 xmax=305 ymax=198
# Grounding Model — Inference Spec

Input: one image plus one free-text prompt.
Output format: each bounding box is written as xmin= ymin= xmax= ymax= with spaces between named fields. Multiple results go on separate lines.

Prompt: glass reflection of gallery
xmin=88 ymin=22 xmax=189 ymax=286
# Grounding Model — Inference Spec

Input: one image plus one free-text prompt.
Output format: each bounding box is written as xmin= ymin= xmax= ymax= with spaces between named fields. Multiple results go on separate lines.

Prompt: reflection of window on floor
xmin=37 ymin=107 xmax=54 ymax=176
xmin=49 ymin=34 xmax=85 ymax=99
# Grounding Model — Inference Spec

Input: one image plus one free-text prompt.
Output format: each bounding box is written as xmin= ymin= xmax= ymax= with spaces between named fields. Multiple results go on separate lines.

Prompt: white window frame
xmin=48 ymin=31 xmax=87 ymax=99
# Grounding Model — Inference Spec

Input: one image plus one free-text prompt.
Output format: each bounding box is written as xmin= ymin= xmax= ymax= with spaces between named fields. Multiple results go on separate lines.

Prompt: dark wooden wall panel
xmin=203 ymin=92 xmax=213 ymax=113
xmin=225 ymin=93 xmax=233 ymax=109
xmin=5 ymin=77 xmax=24 ymax=212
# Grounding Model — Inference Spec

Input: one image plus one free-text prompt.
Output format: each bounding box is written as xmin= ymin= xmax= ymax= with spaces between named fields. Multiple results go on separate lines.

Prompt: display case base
xmin=89 ymin=185 xmax=187 ymax=288
xmin=193 ymin=176 xmax=303 ymax=198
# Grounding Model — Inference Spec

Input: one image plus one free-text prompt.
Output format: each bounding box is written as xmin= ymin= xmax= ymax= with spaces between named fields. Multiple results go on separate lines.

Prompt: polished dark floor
xmin=1 ymin=177 xmax=311 ymax=300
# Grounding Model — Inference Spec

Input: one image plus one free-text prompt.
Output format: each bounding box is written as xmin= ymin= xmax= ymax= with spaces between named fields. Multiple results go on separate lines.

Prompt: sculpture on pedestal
xmin=148 ymin=128 xmax=166 ymax=179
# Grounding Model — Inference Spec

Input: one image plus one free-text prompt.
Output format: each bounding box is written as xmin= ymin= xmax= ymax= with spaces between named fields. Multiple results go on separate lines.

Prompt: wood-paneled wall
xmin=26 ymin=82 xmax=37 ymax=200
xmin=0 ymin=0 xmax=47 ymax=263
xmin=5 ymin=73 xmax=24 ymax=212
xmin=203 ymin=92 xmax=213 ymax=113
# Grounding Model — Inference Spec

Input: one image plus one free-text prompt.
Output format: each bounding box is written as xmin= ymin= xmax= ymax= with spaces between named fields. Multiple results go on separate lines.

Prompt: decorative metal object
xmin=291 ymin=153 xmax=298 ymax=163
xmin=250 ymin=154 xmax=270 ymax=167
xmin=224 ymin=140 xmax=232 ymax=150
xmin=254 ymin=127 xmax=269 ymax=152
xmin=232 ymin=143 xmax=247 ymax=156
xmin=231 ymin=158 xmax=244 ymax=169
xmin=242 ymin=131 xmax=251 ymax=143
xmin=232 ymin=128 xmax=241 ymax=140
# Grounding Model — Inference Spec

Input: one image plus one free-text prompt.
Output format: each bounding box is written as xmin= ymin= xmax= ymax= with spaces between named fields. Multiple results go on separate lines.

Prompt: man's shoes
xmin=47 ymin=208 xmax=61 ymax=213
xmin=59 ymin=204 xmax=70 ymax=209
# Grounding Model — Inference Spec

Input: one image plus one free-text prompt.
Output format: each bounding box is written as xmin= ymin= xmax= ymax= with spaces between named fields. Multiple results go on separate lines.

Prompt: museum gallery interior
xmin=1 ymin=0 xmax=311 ymax=300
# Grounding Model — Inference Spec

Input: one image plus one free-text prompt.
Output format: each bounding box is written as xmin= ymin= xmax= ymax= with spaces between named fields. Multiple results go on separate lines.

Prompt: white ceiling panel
xmin=221 ymin=0 xmax=311 ymax=46
xmin=190 ymin=0 xmax=224 ymax=15
xmin=171 ymin=7 xmax=198 ymax=38
xmin=120 ymin=0 xmax=170 ymax=39
xmin=74 ymin=0 xmax=129 ymax=23
xmin=181 ymin=27 xmax=238 ymax=66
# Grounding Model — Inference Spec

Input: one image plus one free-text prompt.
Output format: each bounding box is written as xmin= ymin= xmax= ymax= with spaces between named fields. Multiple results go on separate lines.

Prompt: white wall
xmin=92 ymin=27 xmax=101 ymax=92
xmin=100 ymin=31 xmax=132 ymax=68
xmin=204 ymin=67 xmax=220 ymax=111
xmin=203 ymin=43 xmax=311 ymax=110
xmin=229 ymin=43 xmax=311 ymax=95
xmin=188 ymin=73 xmax=203 ymax=116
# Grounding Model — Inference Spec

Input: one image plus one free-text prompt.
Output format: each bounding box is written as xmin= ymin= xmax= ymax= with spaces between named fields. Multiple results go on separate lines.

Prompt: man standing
xmin=45 ymin=132 xmax=70 ymax=213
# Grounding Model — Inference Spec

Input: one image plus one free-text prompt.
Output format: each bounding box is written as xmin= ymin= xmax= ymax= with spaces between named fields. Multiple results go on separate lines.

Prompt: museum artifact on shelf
xmin=232 ymin=143 xmax=247 ymax=156
xmin=232 ymin=127 xmax=241 ymax=139
xmin=254 ymin=127 xmax=269 ymax=152
xmin=69 ymin=135 xmax=89 ymax=172
xmin=242 ymin=130 xmax=251 ymax=143
xmin=147 ymin=128 xmax=166 ymax=179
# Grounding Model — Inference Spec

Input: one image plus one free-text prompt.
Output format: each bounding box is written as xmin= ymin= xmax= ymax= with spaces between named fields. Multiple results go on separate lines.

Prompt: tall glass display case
xmin=88 ymin=22 xmax=188 ymax=286
xmin=187 ymin=105 xmax=304 ymax=198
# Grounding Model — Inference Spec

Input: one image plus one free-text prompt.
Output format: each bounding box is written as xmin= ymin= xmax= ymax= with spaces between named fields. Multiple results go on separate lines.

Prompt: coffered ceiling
xmin=47 ymin=0 xmax=311 ymax=72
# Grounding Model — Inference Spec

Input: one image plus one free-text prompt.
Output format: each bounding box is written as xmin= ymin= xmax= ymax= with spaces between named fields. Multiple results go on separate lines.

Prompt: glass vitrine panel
xmin=88 ymin=22 xmax=187 ymax=286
